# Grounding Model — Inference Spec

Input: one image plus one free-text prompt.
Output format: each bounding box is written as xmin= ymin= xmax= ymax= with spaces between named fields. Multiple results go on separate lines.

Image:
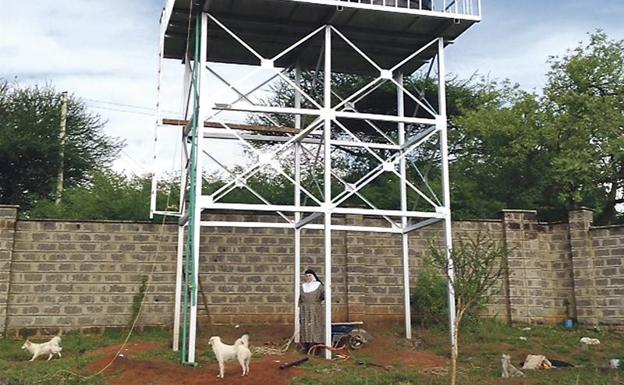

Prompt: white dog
xmin=208 ymin=333 xmax=251 ymax=378
xmin=501 ymin=354 xmax=525 ymax=378
xmin=21 ymin=336 xmax=63 ymax=361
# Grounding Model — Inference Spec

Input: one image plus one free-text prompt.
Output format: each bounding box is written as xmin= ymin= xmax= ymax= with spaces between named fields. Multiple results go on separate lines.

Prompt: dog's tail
xmin=236 ymin=333 xmax=249 ymax=348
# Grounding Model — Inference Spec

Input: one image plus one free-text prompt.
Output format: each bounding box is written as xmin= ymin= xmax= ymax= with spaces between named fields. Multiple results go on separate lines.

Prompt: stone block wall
xmin=537 ymin=222 xmax=575 ymax=322
xmin=0 ymin=204 xmax=623 ymax=335
xmin=7 ymin=219 xmax=178 ymax=335
xmin=0 ymin=205 xmax=18 ymax=336
xmin=579 ymin=221 xmax=624 ymax=324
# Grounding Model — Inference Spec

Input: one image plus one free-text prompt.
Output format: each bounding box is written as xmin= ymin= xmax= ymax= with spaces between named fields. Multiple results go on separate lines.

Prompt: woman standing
xmin=299 ymin=268 xmax=325 ymax=353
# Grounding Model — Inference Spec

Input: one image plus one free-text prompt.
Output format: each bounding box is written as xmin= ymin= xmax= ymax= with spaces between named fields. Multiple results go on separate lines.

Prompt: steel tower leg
xmin=323 ymin=25 xmax=333 ymax=360
xmin=187 ymin=11 xmax=209 ymax=365
xmin=396 ymin=72 xmax=412 ymax=340
xmin=173 ymin=224 xmax=185 ymax=351
xmin=437 ymin=37 xmax=457 ymax=351
xmin=294 ymin=63 xmax=302 ymax=344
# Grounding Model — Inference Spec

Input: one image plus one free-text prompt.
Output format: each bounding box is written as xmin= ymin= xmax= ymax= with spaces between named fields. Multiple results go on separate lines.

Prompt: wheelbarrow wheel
xmin=347 ymin=328 xmax=372 ymax=350
xmin=348 ymin=334 xmax=365 ymax=350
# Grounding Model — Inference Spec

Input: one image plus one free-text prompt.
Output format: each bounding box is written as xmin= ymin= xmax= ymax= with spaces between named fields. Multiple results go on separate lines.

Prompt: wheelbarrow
xmin=331 ymin=322 xmax=373 ymax=350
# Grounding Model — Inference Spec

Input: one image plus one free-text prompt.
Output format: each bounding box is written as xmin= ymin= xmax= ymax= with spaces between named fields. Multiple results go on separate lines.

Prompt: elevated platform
xmin=162 ymin=0 xmax=480 ymax=74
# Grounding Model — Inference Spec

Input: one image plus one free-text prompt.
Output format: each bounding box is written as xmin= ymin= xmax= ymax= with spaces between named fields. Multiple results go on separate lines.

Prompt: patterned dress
xmin=299 ymin=284 xmax=325 ymax=343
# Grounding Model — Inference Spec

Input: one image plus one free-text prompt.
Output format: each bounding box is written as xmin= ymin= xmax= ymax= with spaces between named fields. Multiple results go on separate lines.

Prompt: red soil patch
xmin=84 ymin=326 xmax=307 ymax=385
xmin=86 ymin=350 xmax=305 ymax=385
xmin=355 ymin=323 xmax=448 ymax=369
xmin=85 ymin=341 xmax=164 ymax=360
xmin=82 ymin=323 xmax=449 ymax=385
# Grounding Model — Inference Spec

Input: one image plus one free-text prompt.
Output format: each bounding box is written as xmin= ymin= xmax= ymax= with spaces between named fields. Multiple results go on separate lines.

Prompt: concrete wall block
xmin=2 ymin=209 xmax=624 ymax=332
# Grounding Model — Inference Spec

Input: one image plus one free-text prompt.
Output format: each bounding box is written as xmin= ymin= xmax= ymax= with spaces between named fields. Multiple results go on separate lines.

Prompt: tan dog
xmin=21 ymin=336 xmax=63 ymax=361
xmin=208 ymin=333 xmax=251 ymax=378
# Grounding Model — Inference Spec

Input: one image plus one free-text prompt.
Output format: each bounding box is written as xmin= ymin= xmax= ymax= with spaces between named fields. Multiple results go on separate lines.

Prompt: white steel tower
xmin=152 ymin=0 xmax=481 ymax=364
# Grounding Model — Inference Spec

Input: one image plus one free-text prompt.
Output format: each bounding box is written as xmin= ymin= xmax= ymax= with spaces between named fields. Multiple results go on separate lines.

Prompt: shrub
xmin=411 ymin=270 xmax=448 ymax=328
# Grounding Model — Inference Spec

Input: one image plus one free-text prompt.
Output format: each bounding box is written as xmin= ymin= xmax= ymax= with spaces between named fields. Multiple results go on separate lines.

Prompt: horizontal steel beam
xmin=199 ymin=200 xmax=444 ymax=219
xmin=199 ymin=220 xmax=403 ymax=233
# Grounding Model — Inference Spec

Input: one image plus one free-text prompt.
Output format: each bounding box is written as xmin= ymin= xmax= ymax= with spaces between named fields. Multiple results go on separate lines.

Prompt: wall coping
xmin=569 ymin=207 xmax=595 ymax=212
xmin=500 ymin=209 xmax=538 ymax=214
xmin=454 ymin=219 xmax=502 ymax=223
xmin=20 ymin=218 xmax=176 ymax=225
xmin=0 ymin=204 xmax=20 ymax=209
xmin=591 ymin=224 xmax=624 ymax=230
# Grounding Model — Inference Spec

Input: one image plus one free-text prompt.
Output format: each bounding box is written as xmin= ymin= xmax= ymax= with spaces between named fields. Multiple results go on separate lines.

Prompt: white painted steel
xmin=335 ymin=110 xmax=436 ymax=125
xmin=152 ymin=210 xmax=182 ymax=217
xmin=437 ymin=37 xmax=457 ymax=349
xmin=199 ymin=221 xmax=403 ymax=233
xmin=182 ymin=53 xmax=192 ymax=118
xmin=294 ymin=64 xmax=303 ymax=344
xmin=296 ymin=211 xmax=322 ymax=229
xmin=213 ymin=104 xmax=321 ymax=116
xmin=288 ymin=0 xmax=481 ymax=19
xmin=202 ymin=150 xmax=292 ymax=224
xmin=207 ymin=13 xmax=263 ymax=61
xmin=159 ymin=6 xmax=475 ymax=362
xmin=330 ymin=127 xmax=440 ymax=209
xmin=391 ymin=37 xmax=438 ymax=72
xmin=187 ymin=12 xmax=209 ymax=365
xmin=198 ymin=130 xmax=401 ymax=150
xmin=207 ymin=117 xmax=324 ymax=203
xmin=300 ymin=142 xmax=399 ymax=228
xmin=272 ymin=25 xmax=326 ymax=62
xmin=334 ymin=78 xmax=384 ymax=111
xmin=323 ymin=25 xmax=333 ymax=360
xmin=403 ymin=217 xmax=443 ymax=234
xmin=205 ymin=66 xmax=283 ymax=127
xmin=150 ymin=10 xmax=167 ymax=220
xmin=330 ymin=26 xmax=383 ymax=72
xmin=396 ymin=72 xmax=412 ymax=340
xmin=330 ymin=118 xmax=439 ymax=209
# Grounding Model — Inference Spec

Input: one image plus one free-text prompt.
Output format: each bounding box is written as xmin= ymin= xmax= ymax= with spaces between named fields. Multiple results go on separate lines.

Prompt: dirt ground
xmin=83 ymin=323 xmax=448 ymax=385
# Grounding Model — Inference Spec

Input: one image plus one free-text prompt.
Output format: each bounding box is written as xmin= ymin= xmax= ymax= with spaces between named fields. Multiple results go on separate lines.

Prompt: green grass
xmin=1 ymin=322 xmax=623 ymax=385
xmin=0 ymin=329 xmax=173 ymax=385
xmin=293 ymin=367 xmax=429 ymax=385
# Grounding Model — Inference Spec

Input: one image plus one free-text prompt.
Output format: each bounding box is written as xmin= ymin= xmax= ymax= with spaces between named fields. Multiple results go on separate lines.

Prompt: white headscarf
xmin=302 ymin=280 xmax=321 ymax=293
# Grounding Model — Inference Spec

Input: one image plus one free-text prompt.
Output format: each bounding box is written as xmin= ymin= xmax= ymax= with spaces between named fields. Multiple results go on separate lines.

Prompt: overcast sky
xmin=1 ymin=0 xmax=623 ymax=176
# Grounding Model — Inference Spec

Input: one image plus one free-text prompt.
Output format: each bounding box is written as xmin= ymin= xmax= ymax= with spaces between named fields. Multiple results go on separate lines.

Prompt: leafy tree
xmin=542 ymin=32 xmax=624 ymax=224
xmin=453 ymin=32 xmax=624 ymax=224
xmin=231 ymin=31 xmax=624 ymax=224
xmin=428 ymin=233 xmax=506 ymax=385
xmin=0 ymin=80 xmax=123 ymax=210
xmin=450 ymin=80 xmax=552 ymax=219
xmin=28 ymin=170 xmax=178 ymax=221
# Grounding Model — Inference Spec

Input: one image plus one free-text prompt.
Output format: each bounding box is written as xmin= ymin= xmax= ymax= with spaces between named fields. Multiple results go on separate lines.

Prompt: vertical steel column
xmin=187 ymin=12 xmax=208 ymax=365
xmin=437 ymin=37 xmax=457 ymax=349
xmin=173 ymin=46 xmax=193 ymax=354
xmin=323 ymin=25 xmax=333 ymax=360
xmin=396 ymin=72 xmax=412 ymax=339
xmin=150 ymin=12 xmax=167 ymax=219
xmin=294 ymin=64 xmax=302 ymax=344
xmin=182 ymin=53 xmax=193 ymax=118
xmin=172 ymin=224 xmax=185 ymax=351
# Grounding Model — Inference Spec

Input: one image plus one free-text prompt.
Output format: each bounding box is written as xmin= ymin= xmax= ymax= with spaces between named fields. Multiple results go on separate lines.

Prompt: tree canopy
xmin=0 ymin=81 xmax=124 ymax=211
xmin=5 ymin=32 xmax=623 ymax=224
xmin=245 ymin=31 xmax=624 ymax=224
xmin=454 ymin=32 xmax=624 ymax=223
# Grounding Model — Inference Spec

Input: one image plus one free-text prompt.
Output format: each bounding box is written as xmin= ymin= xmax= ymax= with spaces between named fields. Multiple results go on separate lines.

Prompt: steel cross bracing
xmin=151 ymin=11 xmax=458 ymax=365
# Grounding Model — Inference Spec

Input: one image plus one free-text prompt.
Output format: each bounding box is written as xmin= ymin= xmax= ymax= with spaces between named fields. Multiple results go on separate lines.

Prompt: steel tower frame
xmin=152 ymin=0 xmax=481 ymax=364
